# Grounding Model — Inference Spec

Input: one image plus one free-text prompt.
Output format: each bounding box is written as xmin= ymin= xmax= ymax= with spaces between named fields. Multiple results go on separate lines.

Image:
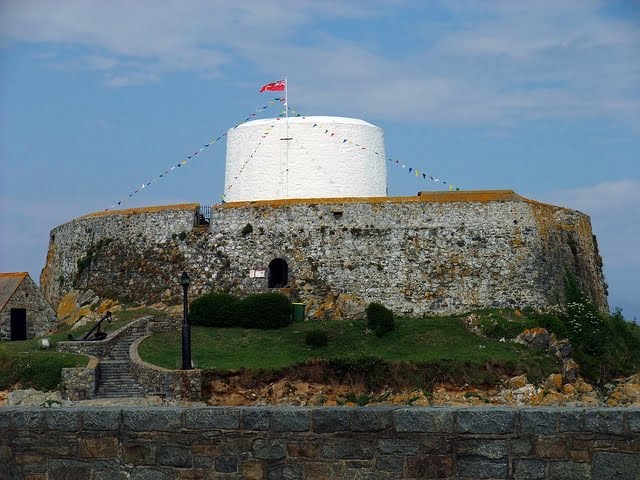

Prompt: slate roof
xmin=0 ymin=272 xmax=28 ymax=312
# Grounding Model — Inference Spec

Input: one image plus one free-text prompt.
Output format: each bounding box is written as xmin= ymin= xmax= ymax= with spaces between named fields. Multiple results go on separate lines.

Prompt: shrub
xmin=528 ymin=313 xmax=570 ymax=340
xmin=327 ymin=355 xmax=390 ymax=390
xmin=366 ymin=302 xmax=395 ymax=337
xmin=305 ymin=330 xmax=328 ymax=348
xmin=237 ymin=293 xmax=293 ymax=329
xmin=561 ymin=274 xmax=640 ymax=384
xmin=190 ymin=293 xmax=239 ymax=327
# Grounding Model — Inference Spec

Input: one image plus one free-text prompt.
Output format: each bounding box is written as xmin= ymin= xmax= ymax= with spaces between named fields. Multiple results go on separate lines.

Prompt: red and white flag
xmin=259 ymin=80 xmax=285 ymax=93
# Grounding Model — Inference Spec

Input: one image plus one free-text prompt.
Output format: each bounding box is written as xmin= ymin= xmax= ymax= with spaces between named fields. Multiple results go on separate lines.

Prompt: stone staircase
xmin=96 ymin=330 xmax=146 ymax=398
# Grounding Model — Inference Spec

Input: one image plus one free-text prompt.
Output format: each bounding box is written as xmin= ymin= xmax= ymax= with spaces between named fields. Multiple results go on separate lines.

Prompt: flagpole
xmin=285 ymin=75 xmax=289 ymax=196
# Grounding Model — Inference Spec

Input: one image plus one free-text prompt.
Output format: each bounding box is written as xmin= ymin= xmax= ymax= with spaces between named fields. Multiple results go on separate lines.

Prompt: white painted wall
xmin=224 ymin=116 xmax=387 ymax=202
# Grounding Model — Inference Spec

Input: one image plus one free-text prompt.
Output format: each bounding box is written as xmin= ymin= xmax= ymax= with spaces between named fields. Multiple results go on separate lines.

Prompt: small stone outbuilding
xmin=0 ymin=272 xmax=57 ymax=340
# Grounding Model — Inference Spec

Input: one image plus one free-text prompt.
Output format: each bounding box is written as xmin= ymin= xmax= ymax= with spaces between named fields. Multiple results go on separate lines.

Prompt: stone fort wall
xmin=41 ymin=191 xmax=607 ymax=318
xmin=1 ymin=406 xmax=638 ymax=479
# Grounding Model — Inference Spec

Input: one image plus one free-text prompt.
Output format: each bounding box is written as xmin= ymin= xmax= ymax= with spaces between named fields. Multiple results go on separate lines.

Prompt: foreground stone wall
xmin=0 ymin=407 xmax=638 ymax=479
xmin=41 ymin=192 xmax=607 ymax=318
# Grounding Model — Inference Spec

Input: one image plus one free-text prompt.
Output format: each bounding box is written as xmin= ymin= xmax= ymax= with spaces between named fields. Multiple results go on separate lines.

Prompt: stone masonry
xmin=1 ymin=407 xmax=638 ymax=479
xmin=41 ymin=191 xmax=607 ymax=318
xmin=0 ymin=273 xmax=57 ymax=340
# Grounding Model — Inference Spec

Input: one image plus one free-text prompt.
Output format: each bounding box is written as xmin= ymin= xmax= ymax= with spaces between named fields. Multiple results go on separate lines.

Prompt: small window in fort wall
xmin=268 ymin=258 xmax=288 ymax=288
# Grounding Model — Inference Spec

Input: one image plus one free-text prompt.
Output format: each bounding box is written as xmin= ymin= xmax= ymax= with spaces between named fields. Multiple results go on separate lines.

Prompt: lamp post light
xmin=180 ymin=271 xmax=192 ymax=370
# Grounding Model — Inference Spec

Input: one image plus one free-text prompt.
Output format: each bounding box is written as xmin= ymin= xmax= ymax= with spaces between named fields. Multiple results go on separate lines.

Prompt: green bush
xmin=190 ymin=293 xmax=239 ymax=327
xmin=305 ymin=330 xmax=328 ymax=348
xmin=528 ymin=313 xmax=570 ymax=340
xmin=366 ymin=302 xmax=395 ymax=337
xmin=561 ymin=274 xmax=640 ymax=384
xmin=237 ymin=293 xmax=293 ymax=329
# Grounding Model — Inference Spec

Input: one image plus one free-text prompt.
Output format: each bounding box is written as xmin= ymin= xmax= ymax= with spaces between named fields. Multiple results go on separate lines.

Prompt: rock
xmin=515 ymin=328 xmax=552 ymax=349
xmin=512 ymin=384 xmax=539 ymax=405
xmin=563 ymin=384 xmax=577 ymax=396
xmin=578 ymin=391 xmax=601 ymax=406
xmin=70 ymin=311 xmax=104 ymax=331
xmin=463 ymin=313 xmax=482 ymax=335
xmin=78 ymin=289 xmax=98 ymax=307
xmin=574 ymin=377 xmax=593 ymax=394
xmin=508 ymin=374 xmax=528 ymax=389
xmin=335 ymin=294 xmax=367 ymax=320
xmin=532 ymin=391 xmax=569 ymax=406
xmin=7 ymin=389 xmax=63 ymax=407
xmin=562 ymin=358 xmax=579 ymax=383
xmin=544 ymin=374 xmax=563 ymax=391
xmin=604 ymin=376 xmax=640 ymax=406
xmin=549 ymin=338 xmax=572 ymax=359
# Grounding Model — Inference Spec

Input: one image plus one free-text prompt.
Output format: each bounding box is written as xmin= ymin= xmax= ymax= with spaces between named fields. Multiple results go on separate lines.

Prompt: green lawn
xmin=0 ymin=307 xmax=167 ymax=392
xmin=0 ymin=334 xmax=87 ymax=391
xmin=138 ymin=316 xmax=558 ymax=379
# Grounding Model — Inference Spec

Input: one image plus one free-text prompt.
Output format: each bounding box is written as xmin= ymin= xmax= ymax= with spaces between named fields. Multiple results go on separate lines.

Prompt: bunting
xmin=299 ymin=112 xmax=461 ymax=191
xmin=222 ymin=121 xmax=277 ymax=200
xmin=105 ymin=98 xmax=285 ymax=211
xmin=240 ymin=104 xmax=461 ymax=191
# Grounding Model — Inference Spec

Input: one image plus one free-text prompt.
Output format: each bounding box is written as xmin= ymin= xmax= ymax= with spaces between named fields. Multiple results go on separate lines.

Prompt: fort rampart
xmin=41 ymin=191 xmax=607 ymax=318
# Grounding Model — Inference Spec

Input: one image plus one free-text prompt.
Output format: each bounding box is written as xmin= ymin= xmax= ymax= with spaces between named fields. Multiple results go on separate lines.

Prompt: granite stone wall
xmin=0 ymin=407 xmax=638 ymax=479
xmin=41 ymin=204 xmax=199 ymax=308
xmin=130 ymin=336 xmax=203 ymax=400
xmin=59 ymin=356 xmax=99 ymax=401
xmin=0 ymin=274 xmax=57 ymax=340
xmin=56 ymin=317 xmax=149 ymax=358
xmin=41 ymin=192 xmax=607 ymax=319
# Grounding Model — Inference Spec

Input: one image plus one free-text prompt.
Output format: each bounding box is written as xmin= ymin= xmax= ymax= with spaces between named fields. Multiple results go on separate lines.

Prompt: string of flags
xmin=283 ymin=108 xmax=461 ymax=191
xmin=224 ymin=104 xmax=460 ymax=194
xmin=105 ymin=98 xmax=286 ymax=211
xmin=223 ymin=111 xmax=307 ymax=200
xmin=222 ymin=121 xmax=278 ymax=201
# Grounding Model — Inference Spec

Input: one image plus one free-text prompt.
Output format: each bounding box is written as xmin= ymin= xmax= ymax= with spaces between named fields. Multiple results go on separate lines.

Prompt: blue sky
xmin=1 ymin=1 xmax=638 ymax=319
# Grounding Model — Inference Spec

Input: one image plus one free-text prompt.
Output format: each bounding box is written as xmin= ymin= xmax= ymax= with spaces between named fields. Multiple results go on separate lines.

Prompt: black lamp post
xmin=180 ymin=271 xmax=192 ymax=370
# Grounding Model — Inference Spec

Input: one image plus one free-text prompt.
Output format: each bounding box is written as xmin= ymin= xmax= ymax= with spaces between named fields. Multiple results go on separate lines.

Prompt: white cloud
xmin=544 ymin=180 xmax=640 ymax=213
xmin=1 ymin=1 xmax=639 ymax=124
xmin=541 ymin=180 xmax=640 ymax=268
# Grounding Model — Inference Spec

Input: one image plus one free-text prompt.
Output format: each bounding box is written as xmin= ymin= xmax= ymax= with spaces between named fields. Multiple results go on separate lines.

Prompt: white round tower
xmin=223 ymin=116 xmax=387 ymax=202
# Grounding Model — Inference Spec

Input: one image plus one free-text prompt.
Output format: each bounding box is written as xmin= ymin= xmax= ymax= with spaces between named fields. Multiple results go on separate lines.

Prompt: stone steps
xmin=94 ymin=329 xmax=147 ymax=399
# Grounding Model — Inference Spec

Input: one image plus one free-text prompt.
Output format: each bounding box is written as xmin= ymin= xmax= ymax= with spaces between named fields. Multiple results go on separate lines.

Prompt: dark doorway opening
xmin=10 ymin=308 xmax=27 ymax=341
xmin=268 ymin=258 xmax=288 ymax=288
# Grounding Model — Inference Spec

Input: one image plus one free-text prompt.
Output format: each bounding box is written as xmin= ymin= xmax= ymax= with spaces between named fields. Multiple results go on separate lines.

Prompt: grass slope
xmin=0 ymin=335 xmax=86 ymax=391
xmin=139 ymin=316 xmax=558 ymax=385
xmin=0 ymin=307 xmax=166 ymax=392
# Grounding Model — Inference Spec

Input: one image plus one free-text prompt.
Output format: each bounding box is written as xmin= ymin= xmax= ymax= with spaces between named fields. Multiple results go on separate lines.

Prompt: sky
xmin=0 ymin=1 xmax=638 ymax=319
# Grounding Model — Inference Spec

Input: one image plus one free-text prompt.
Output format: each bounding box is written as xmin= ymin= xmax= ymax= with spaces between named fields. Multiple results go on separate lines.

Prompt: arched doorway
xmin=268 ymin=258 xmax=288 ymax=288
